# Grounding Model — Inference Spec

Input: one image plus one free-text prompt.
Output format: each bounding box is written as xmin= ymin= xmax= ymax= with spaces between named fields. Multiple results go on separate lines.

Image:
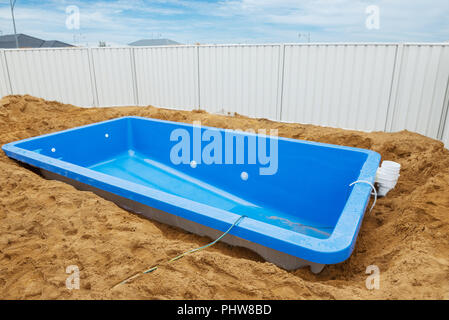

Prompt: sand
xmin=0 ymin=95 xmax=448 ymax=300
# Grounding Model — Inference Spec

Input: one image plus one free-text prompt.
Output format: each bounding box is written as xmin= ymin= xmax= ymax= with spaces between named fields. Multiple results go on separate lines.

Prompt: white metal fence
xmin=1 ymin=44 xmax=449 ymax=147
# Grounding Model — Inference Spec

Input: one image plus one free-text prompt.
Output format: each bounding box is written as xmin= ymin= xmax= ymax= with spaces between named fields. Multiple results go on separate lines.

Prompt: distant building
xmin=0 ymin=34 xmax=73 ymax=49
xmin=128 ymin=38 xmax=181 ymax=46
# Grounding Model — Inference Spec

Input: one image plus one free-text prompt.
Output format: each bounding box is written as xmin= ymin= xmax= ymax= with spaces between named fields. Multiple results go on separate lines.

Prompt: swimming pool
xmin=2 ymin=116 xmax=380 ymax=273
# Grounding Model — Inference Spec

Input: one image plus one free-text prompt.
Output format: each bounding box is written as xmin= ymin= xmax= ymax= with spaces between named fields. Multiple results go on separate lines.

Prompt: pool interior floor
xmin=89 ymin=150 xmax=333 ymax=239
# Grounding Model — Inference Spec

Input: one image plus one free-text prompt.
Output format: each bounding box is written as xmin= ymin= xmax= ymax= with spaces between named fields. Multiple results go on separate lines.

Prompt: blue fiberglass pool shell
xmin=2 ymin=116 xmax=380 ymax=268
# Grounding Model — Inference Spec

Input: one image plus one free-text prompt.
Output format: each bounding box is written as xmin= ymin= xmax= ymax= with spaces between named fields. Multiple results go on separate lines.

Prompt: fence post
xmin=276 ymin=44 xmax=286 ymax=121
xmin=437 ymin=74 xmax=449 ymax=142
xmin=130 ymin=47 xmax=139 ymax=106
xmin=384 ymin=43 xmax=404 ymax=132
xmin=87 ymin=47 xmax=99 ymax=107
xmin=196 ymin=45 xmax=201 ymax=110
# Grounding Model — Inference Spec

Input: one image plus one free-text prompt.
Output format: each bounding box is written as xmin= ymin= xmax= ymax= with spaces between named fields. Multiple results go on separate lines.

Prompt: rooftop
xmin=128 ymin=38 xmax=181 ymax=46
xmin=0 ymin=34 xmax=73 ymax=49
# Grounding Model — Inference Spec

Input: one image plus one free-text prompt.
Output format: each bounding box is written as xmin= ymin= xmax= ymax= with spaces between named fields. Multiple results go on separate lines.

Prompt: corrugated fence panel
xmin=2 ymin=44 xmax=449 ymax=148
xmin=4 ymin=48 xmax=94 ymax=106
xmin=134 ymin=46 xmax=198 ymax=110
xmin=199 ymin=45 xmax=281 ymax=119
xmin=281 ymin=44 xmax=397 ymax=131
xmin=90 ymin=47 xmax=135 ymax=106
xmin=0 ymin=51 xmax=11 ymax=97
xmin=389 ymin=44 xmax=449 ymax=139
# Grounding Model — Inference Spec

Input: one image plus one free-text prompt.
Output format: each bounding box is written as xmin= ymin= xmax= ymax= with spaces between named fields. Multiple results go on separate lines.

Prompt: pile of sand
xmin=0 ymin=95 xmax=448 ymax=299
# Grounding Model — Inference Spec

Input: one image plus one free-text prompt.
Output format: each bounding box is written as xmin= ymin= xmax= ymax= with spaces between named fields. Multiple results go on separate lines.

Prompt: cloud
xmin=0 ymin=0 xmax=448 ymax=45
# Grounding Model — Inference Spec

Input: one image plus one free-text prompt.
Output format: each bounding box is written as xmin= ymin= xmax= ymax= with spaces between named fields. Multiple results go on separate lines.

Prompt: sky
xmin=0 ymin=0 xmax=448 ymax=46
